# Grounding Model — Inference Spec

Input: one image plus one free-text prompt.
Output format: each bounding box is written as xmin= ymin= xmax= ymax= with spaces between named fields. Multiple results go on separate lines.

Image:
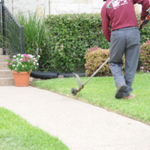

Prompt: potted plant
xmin=6 ymin=54 xmax=40 ymax=87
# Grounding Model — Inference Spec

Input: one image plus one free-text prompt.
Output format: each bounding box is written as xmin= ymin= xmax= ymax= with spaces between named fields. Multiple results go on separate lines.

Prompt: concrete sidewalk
xmin=0 ymin=86 xmax=150 ymax=150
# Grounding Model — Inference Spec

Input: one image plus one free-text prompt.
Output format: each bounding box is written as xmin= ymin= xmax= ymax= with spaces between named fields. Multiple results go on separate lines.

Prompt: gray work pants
xmin=109 ymin=26 xmax=140 ymax=96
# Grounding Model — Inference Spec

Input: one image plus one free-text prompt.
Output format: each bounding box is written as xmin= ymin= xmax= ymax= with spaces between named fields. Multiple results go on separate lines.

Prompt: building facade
xmin=4 ymin=0 xmax=105 ymax=16
xmin=3 ymin=0 xmax=141 ymax=17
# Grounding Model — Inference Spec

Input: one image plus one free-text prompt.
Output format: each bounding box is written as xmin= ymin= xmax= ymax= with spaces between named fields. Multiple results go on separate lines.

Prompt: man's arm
xmin=101 ymin=7 xmax=111 ymax=42
xmin=134 ymin=0 xmax=149 ymax=29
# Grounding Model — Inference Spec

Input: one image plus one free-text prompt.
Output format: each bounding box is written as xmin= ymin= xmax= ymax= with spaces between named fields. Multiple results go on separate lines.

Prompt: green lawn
xmin=0 ymin=107 xmax=69 ymax=150
xmin=33 ymin=73 xmax=150 ymax=125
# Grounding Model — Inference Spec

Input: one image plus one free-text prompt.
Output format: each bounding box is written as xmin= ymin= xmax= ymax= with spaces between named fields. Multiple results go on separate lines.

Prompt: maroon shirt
xmin=101 ymin=0 xmax=149 ymax=42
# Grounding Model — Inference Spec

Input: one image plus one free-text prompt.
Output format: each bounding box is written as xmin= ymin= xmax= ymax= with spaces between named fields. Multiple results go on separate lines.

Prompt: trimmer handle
xmin=139 ymin=19 xmax=149 ymax=30
xmin=139 ymin=7 xmax=150 ymax=30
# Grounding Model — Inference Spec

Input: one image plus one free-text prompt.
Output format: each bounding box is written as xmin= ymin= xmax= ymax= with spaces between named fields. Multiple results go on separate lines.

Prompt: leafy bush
xmin=137 ymin=14 xmax=150 ymax=44
xmin=14 ymin=12 xmax=150 ymax=73
xmin=85 ymin=47 xmax=111 ymax=76
xmin=85 ymin=47 xmax=127 ymax=76
xmin=41 ymin=13 xmax=109 ymax=73
xmin=41 ymin=13 xmax=148 ymax=73
xmin=139 ymin=41 xmax=150 ymax=73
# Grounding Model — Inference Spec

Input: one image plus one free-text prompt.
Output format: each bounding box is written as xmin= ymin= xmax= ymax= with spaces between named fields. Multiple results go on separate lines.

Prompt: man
xmin=101 ymin=0 xmax=149 ymax=99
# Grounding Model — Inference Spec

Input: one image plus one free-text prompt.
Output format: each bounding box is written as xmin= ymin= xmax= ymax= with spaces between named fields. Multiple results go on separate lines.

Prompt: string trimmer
xmin=71 ymin=57 xmax=110 ymax=95
xmin=71 ymin=7 xmax=150 ymax=96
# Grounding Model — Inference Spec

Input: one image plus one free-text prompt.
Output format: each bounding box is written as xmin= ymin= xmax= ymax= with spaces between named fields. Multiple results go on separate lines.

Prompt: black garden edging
xmin=30 ymin=71 xmax=85 ymax=79
xmin=30 ymin=71 xmax=58 ymax=79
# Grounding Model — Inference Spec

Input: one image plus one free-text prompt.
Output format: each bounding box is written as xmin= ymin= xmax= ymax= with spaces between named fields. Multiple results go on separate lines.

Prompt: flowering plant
xmin=139 ymin=41 xmax=150 ymax=73
xmin=140 ymin=66 xmax=149 ymax=73
xmin=6 ymin=54 xmax=40 ymax=73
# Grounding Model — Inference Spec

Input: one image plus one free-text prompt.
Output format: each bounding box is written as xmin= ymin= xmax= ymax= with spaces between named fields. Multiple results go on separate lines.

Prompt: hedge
xmin=40 ymin=13 xmax=109 ymax=73
xmin=39 ymin=13 xmax=150 ymax=73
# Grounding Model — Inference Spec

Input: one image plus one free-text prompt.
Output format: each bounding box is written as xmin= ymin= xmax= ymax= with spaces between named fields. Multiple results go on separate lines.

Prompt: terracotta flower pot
xmin=12 ymin=71 xmax=30 ymax=87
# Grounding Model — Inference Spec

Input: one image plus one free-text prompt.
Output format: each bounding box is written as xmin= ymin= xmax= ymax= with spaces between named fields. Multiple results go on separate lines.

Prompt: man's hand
xmin=139 ymin=20 xmax=146 ymax=29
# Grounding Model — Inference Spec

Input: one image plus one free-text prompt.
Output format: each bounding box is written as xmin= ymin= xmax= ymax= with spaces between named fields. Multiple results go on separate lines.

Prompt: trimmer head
xmin=71 ymin=58 xmax=110 ymax=96
xmin=71 ymin=88 xmax=78 ymax=95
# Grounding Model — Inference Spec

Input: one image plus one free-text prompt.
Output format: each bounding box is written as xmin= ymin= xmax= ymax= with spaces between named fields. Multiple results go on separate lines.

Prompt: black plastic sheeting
xmin=30 ymin=71 xmax=85 ymax=79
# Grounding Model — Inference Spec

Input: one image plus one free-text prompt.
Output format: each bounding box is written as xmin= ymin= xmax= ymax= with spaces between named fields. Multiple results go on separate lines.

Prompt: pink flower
xmin=146 ymin=40 xmax=150 ymax=44
xmin=140 ymin=50 xmax=144 ymax=53
xmin=6 ymin=57 xmax=8 ymax=59
xmin=28 ymin=60 xmax=30 ymax=62
xmin=24 ymin=54 xmax=28 ymax=57
xmin=10 ymin=63 xmax=12 ymax=65
xmin=33 ymin=58 xmax=36 ymax=61
xmin=141 ymin=66 xmax=144 ymax=69
xmin=33 ymin=62 xmax=35 ymax=65
xmin=28 ymin=56 xmax=31 ymax=58
xmin=24 ymin=59 xmax=26 ymax=62
xmin=30 ymin=69 xmax=32 ymax=72
xmin=147 ymin=71 xmax=149 ymax=73
xmin=6 ymin=63 xmax=8 ymax=65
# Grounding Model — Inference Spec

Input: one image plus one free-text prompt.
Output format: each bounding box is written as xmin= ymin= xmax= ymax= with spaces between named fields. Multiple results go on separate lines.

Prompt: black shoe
xmin=115 ymin=83 xmax=127 ymax=99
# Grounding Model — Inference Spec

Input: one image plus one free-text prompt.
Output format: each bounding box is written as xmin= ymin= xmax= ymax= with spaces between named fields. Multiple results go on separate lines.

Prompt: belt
xmin=112 ymin=26 xmax=139 ymax=31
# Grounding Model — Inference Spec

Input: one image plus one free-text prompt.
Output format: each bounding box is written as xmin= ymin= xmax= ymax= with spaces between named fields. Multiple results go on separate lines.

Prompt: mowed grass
xmin=0 ymin=107 xmax=69 ymax=150
xmin=33 ymin=73 xmax=150 ymax=125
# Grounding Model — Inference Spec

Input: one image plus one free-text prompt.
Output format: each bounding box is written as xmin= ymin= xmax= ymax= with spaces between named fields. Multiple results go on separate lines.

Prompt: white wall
xmin=4 ymin=0 xmax=141 ymax=16
xmin=5 ymin=0 xmax=45 ymax=15
xmin=50 ymin=0 xmax=105 ymax=15
xmin=4 ymin=0 xmax=105 ymax=16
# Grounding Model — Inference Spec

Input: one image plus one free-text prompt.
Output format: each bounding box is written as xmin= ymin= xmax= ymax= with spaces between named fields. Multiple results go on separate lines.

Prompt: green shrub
xmin=139 ymin=41 xmax=150 ymax=73
xmin=14 ymin=12 xmax=150 ymax=73
xmin=41 ymin=13 xmax=109 ymax=73
xmin=41 ymin=13 xmax=149 ymax=73
xmin=136 ymin=13 xmax=150 ymax=44
xmin=85 ymin=47 xmax=127 ymax=76
xmin=85 ymin=48 xmax=111 ymax=76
